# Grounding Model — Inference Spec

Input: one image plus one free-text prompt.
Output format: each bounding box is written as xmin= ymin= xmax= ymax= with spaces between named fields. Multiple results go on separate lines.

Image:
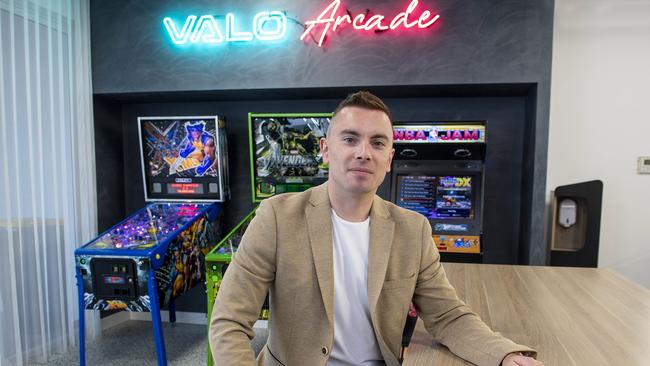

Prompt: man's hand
xmin=502 ymin=352 xmax=544 ymax=366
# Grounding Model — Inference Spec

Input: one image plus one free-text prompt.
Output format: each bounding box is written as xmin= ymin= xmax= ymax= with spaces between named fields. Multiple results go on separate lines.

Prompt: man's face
xmin=191 ymin=130 xmax=201 ymax=140
xmin=320 ymin=106 xmax=395 ymax=196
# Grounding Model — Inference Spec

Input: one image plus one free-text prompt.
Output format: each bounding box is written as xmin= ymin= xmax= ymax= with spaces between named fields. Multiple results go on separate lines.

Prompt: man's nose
xmin=355 ymin=141 xmax=371 ymax=160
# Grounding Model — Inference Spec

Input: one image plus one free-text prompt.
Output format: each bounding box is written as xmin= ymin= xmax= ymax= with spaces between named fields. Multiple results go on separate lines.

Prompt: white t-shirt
xmin=326 ymin=210 xmax=384 ymax=366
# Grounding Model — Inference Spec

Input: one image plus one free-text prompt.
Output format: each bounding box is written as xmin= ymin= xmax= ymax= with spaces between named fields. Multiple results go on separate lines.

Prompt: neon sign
xmin=163 ymin=11 xmax=287 ymax=45
xmin=301 ymin=0 xmax=440 ymax=47
xmin=163 ymin=0 xmax=441 ymax=48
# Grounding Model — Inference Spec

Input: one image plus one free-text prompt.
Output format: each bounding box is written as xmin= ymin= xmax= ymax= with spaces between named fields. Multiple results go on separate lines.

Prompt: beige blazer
xmin=209 ymin=183 xmax=535 ymax=366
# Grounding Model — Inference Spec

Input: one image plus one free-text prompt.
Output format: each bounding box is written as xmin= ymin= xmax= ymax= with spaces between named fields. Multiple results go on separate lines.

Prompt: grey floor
xmin=28 ymin=320 xmax=268 ymax=365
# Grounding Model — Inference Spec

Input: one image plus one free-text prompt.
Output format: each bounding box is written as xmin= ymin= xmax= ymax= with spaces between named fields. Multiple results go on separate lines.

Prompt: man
xmin=210 ymin=92 xmax=543 ymax=366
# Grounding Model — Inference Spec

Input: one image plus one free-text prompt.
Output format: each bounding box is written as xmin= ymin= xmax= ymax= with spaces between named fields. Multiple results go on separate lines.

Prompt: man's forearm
xmin=414 ymin=218 xmax=536 ymax=365
xmin=210 ymin=314 xmax=258 ymax=365
xmin=209 ymin=200 xmax=278 ymax=365
xmin=209 ymin=259 xmax=271 ymax=365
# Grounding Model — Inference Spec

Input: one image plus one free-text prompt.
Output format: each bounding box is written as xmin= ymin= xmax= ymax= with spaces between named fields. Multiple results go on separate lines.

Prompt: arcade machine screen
xmin=396 ymin=175 xmax=474 ymax=219
xmin=250 ymin=114 xmax=331 ymax=202
xmin=139 ymin=116 xmax=228 ymax=202
xmin=395 ymin=173 xmax=481 ymax=254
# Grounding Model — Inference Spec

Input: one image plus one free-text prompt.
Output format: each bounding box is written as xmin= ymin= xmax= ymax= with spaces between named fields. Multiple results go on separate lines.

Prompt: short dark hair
xmin=332 ymin=91 xmax=392 ymax=122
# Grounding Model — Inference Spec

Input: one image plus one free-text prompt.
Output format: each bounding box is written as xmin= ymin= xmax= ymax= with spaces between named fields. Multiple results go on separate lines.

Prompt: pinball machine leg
xmin=76 ymin=267 xmax=86 ymax=366
xmin=169 ymin=298 xmax=176 ymax=324
xmin=148 ymin=268 xmax=168 ymax=366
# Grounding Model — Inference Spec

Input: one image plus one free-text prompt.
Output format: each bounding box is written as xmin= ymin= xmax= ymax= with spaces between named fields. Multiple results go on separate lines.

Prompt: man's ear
xmin=320 ymin=137 xmax=330 ymax=164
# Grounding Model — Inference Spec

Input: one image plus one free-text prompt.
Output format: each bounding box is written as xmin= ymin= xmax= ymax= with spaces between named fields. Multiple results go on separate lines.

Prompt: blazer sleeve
xmin=209 ymin=199 xmax=278 ymax=365
xmin=412 ymin=218 xmax=537 ymax=366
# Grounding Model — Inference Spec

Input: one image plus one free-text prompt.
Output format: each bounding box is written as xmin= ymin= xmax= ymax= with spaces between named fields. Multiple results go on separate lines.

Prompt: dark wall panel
xmin=94 ymin=97 xmax=125 ymax=232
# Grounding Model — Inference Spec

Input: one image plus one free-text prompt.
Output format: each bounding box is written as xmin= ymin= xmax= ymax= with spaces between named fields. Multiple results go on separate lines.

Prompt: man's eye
xmin=373 ymin=141 xmax=386 ymax=147
xmin=343 ymin=137 xmax=356 ymax=143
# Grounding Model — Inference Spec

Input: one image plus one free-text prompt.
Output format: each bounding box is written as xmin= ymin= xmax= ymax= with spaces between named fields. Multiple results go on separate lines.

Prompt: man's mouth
xmin=349 ymin=167 xmax=373 ymax=174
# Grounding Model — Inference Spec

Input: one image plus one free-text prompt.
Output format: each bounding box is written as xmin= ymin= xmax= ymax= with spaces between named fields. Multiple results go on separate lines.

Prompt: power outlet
xmin=638 ymin=157 xmax=650 ymax=174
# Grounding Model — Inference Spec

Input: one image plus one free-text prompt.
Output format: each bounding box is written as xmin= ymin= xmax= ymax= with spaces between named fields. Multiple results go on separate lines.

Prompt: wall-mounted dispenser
xmin=548 ymin=180 xmax=603 ymax=267
xmin=558 ymin=198 xmax=577 ymax=228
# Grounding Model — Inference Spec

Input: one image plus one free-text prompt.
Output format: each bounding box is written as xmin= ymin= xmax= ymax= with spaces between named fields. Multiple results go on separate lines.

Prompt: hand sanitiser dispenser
xmin=549 ymin=181 xmax=603 ymax=267
xmin=558 ymin=199 xmax=577 ymax=228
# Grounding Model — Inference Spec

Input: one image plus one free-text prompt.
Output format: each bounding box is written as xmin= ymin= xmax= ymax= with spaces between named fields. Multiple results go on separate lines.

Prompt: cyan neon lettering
xmin=226 ymin=13 xmax=253 ymax=42
xmin=164 ymin=12 xmax=287 ymax=45
xmin=253 ymin=11 xmax=287 ymax=41
xmin=190 ymin=15 xmax=223 ymax=44
xmin=163 ymin=15 xmax=197 ymax=44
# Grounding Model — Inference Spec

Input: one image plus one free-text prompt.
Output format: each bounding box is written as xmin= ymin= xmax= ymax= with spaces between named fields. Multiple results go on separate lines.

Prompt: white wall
xmin=548 ymin=0 xmax=650 ymax=288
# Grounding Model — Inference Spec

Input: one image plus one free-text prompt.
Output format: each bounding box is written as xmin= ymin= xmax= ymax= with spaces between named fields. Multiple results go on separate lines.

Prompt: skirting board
xmin=130 ymin=310 xmax=208 ymax=324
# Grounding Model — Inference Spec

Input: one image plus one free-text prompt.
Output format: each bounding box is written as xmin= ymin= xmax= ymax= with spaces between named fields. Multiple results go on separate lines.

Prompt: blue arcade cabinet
xmin=75 ymin=116 xmax=229 ymax=366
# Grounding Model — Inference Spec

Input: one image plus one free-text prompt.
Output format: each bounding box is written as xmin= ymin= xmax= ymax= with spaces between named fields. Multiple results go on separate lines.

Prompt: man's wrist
xmin=502 ymin=351 xmax=536 ymax=365
xmin=501 ymin=352 xmax=521 ymax=365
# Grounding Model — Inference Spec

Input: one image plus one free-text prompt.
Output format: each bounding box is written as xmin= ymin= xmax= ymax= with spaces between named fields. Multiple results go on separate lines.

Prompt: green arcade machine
xmin=206 ymin=113 xmax=331 ymax=365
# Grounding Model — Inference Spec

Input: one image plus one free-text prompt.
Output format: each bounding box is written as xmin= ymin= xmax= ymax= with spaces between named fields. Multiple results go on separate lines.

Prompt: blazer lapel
xmin=367 ymin=196 xmax=395 ymax=315
xmin=305 ymin=184 xmax=335 ymax=326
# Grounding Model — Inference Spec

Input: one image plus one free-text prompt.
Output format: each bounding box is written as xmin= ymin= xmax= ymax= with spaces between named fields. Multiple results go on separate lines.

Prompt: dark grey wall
xmin=94 ymin=96 xmax=125 ymax=229
xmin=91 ymin=0 xmax=552 ymax=93
xmin=91 ymin=0 xmax=554 ymax=264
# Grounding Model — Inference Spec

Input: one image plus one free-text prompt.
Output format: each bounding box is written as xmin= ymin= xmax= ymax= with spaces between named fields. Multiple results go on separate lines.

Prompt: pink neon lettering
xmin=300 ymin=0 xmax=342 ymax=47
xmin=302 ymin=0 xmax=440 ymax=47
xmin=352 ymin=13 xmax=366 ymax=29
xmin=390 ymin=0 xmax=419 ymax=29
xmin=418 ymin=10 xmax=440 ymax=28
xmin=363 ymin=15 xmax=389 ymax=31
xmin=333 ymin=14 xmax=351 ymax=31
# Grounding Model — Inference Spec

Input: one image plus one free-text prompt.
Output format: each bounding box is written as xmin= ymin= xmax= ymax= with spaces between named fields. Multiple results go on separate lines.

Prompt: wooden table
xmin=403 ymin=263 xmax=650 ymax=365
